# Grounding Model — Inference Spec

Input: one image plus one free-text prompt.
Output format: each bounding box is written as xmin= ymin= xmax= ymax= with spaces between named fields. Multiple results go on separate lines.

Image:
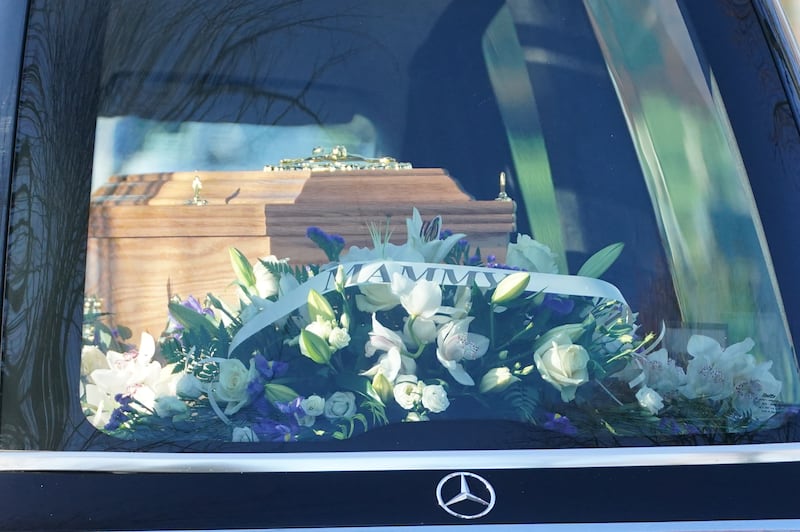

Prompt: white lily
xmin=391 ymin=273 xmax=442 ymax=319
xmin=406 ymin=208 xmax=465 ymax=263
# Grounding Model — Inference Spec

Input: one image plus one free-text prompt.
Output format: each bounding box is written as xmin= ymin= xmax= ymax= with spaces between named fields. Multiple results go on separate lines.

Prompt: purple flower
xmin=542 ymin=294 xmax=575 ymax=315
xmin=543 ymin=412 xmax=578 ymax=436
xmin=254 ymin=354 xmax=274 ymax=380
xmin=254 ymin=419 xmax=297 ymax=442
xmin=306 ymin=226 xmax=346 ymax=261
xmin=104 ymin=407 xmax=130 ymax=431
xmin=275 ymin=397 xmax=304 ymax=415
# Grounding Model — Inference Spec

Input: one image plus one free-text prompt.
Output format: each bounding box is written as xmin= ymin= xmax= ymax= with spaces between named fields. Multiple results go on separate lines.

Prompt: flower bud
xmin=264 ymin=383 xmax=299 ymax=403
xmin=491 ymin=271 xmax=530 ymax=305
xmin=299 ymin=329 xmax=332 ymax=364
xmin=479 ymin=367 xmax=521 ymax=393
xmin=371 ymin=373 xmax=394 ymax=404
xmin=307 ymin=289 xmax=336 ymax=322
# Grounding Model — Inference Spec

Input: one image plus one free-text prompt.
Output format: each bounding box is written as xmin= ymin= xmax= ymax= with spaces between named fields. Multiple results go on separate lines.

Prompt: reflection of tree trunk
xmin=2 ymin=1 xmax=109 ymax=449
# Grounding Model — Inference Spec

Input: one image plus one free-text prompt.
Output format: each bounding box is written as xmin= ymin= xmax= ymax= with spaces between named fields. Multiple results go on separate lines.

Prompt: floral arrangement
xmin=80 ymin=209 xmax=785 ymax=444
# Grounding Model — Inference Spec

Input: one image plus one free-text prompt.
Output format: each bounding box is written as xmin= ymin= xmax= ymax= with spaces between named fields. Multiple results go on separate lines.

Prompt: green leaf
xmin=229 ymin=247 xmax=257 ymax=289
xmin=168 ymin=302 xmax=218 ymax=339
xmin=115 ymin=325 xmax=133 ymax=341
xmin=299 ymin=329 xmax=332 ymax=365
xmin=577 ymin=242 xmax=624 ymax=278
xmin=336 ymin=373 xmax=382 ymax=403
xmin=307 ymin=289 xmax=336 ymax=322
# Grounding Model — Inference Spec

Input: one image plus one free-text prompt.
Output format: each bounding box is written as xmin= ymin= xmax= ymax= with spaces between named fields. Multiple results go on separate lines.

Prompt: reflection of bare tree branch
xmin=99 ymin=0 xmax=371 ymax=126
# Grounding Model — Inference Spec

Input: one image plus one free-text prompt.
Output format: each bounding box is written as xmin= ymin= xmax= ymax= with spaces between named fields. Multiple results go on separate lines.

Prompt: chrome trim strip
xmin=2 ymin=442 xmax=800 ymax=473
xmin=172 ymin=521 xmax=800 ymax=532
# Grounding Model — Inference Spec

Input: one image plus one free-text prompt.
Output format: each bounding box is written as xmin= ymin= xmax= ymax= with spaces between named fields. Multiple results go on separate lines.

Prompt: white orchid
xmin=83 ymin=332 xmax=170 ymax=428
xmin=436 ymin=318 xmax=489 ymax=385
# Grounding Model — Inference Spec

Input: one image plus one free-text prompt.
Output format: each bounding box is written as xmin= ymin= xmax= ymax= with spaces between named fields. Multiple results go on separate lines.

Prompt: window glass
xmin=5 ymin=0 xmax=800 ymax=451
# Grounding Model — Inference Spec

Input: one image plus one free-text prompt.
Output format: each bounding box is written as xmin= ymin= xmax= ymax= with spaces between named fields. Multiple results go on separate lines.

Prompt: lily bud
xmin=264 ymin=383 xmax=299 ymax=403
xmin=307 ymin=289 xmax=336 ymax=322
xmin=299 ymin=329 xmax=332 ymax=365
xmin=371 ymin=373 xmax=394 ymax=404
xmin=335 ymin=265 xmax=346 ymax=292
xmin=479 ymin=367 xmax=521 ymax=393
xmin=491 ymin=272 xmax=530 ymax=305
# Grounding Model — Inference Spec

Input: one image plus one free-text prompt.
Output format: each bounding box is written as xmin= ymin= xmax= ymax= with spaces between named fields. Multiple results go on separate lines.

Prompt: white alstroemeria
xmin=635 ymin=386 xmax=665 ymax=415
xmin=391 ymin=273 xmax=442 ymax=319
xmin=436 ymin=318 xmax=490 ymax=386
xmin=681 ymin=335 xmax=753 ymax=401
xmin=405 ymin=208 xmax=465 ymax=263
xmin=365 ymin=314 xmax=410 ymax=357
xmin=505 ymin=234 xmax=559 ymax=273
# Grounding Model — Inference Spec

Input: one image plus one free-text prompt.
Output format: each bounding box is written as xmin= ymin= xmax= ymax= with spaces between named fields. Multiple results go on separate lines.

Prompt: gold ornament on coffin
xmin=265 ymin=145 xmax=412 ymax=172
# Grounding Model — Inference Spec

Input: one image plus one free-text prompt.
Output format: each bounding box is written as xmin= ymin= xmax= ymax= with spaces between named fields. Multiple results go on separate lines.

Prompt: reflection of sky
xmin=91 ymin=114 xmax=377 ymax=191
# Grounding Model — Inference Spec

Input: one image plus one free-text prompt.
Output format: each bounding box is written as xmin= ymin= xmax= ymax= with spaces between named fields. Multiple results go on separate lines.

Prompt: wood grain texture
xmin=87 ymin=169 xmax=515 ymax=338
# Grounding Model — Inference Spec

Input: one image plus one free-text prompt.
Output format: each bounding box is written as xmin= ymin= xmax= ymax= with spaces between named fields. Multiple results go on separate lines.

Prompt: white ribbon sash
xmin=229 ymin=261 xmax=627 ymax=354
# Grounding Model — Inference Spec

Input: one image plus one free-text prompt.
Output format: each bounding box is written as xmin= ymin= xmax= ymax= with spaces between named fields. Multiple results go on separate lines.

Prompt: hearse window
xmin=3 ymin=0 xmax=800 ymax=452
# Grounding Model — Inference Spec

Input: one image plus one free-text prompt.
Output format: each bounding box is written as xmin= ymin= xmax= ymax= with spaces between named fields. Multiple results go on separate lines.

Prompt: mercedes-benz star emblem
xmin=435 ymin=472 xmax=496 ymax=519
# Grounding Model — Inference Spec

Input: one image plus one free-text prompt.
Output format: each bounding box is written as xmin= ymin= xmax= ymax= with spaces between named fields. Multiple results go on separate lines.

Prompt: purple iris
xmin=275 ymin=396 xmax=304 ymax=415
xmin=542 ymin=294 xmax=575 ymax=315
xmin=254 ymin=419 xmax=298 ymax=442
xmin=543 ymin=412 xmax=578 ymax=436
xmin=167 ymin=295 xmax=215 ymax=333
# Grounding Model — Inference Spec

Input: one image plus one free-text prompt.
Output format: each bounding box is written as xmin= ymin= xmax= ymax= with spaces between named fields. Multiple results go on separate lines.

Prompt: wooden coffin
xmin=85 ymin=168 xmax=516 ymax=338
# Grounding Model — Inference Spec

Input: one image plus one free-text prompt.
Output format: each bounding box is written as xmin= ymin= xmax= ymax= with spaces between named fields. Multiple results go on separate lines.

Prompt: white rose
xmin=393 ymin=377 xmax=423 ymax=410
xmin=295 ymin=413 xmax=317 ymax=427
xmin=306 ymin=317 xmax=333 ymax=340
xmin=636 ymin=386 xmax=665 ymax=415
xmin=323 ymin=391 xmax=357 ymax=419
xmin=232 ymin=426 xmax=259 ymax=442
xmin=176 ymin=373 xmax=205 ymax=399
xmin=534 ymin=337 xmax=590 ymax=402
xmin=211 ymin=359 xmax=253 ymax=414
xmin=328 ymin=327 xmax=351 ymax=350
xmin=154 ymin=396 xmax=189 ymax=418
xmin=506 ymin=234 xmax=559 ymax=273
xmin=300 ymin=395 xmax=326 ymax=417
xmin=421 ymin=384 xmax=450 ymax=413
